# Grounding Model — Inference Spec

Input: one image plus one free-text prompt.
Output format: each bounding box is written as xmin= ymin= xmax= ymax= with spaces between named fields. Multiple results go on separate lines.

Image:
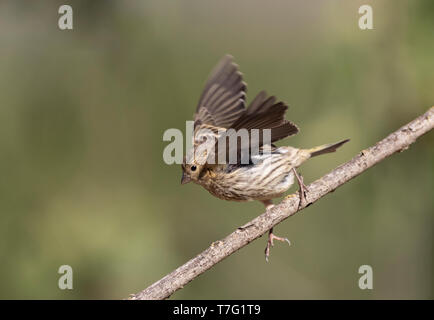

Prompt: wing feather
xmin=192 ymin=56 xmax=299 ymax=166
xmin=194 ymin=55 xmax=246 ymax=129
xmin=208 ymin=93 xmax=299 ymax=165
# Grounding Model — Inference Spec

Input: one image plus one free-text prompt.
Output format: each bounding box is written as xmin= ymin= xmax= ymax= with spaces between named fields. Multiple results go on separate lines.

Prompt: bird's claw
xmin=292 ymin=168 xmax=309 ymax=208
xmin=264 ymin=228 xmax=291 ymax=262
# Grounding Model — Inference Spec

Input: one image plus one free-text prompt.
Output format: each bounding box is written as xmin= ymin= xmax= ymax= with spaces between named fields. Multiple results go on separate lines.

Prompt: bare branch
xmin=129 ymin=106 xmax=434 ymax=300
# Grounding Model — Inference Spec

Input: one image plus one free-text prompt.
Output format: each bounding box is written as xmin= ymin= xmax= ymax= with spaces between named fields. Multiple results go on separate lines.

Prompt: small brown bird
xmin=181 ymin=55 xmax=348 ymax=261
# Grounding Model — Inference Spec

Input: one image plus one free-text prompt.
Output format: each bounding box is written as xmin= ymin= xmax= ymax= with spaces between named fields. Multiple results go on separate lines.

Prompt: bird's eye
xmin=191 ymin=165 xmax=197 ymax=172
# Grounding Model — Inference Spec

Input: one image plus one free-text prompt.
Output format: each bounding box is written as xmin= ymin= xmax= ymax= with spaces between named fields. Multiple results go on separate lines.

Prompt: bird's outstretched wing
xmin=192 ymin=55 xmax=299 ymax=166
xmin=192 ymin=55 xmax=246 ymax=156
xmin=194 ymin=55 xmax=247 ymax=130
xmin=208 ymin=91 xmax=299 ymax=165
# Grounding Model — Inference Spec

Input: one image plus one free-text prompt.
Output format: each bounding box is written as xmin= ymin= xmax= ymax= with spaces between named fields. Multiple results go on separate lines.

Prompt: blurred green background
xmin=0 ymin=0 xmax=433 ymax=299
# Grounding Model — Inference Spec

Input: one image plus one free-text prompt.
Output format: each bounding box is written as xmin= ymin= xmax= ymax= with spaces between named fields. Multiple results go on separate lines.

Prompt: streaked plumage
xmin=182 ymin=55 xmax=347 ymax=201
xmin=181 ymin=55 xmax=349 ymax=260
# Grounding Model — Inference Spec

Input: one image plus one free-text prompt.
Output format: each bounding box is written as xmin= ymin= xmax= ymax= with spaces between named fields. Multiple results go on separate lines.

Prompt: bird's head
xmin=181 ymin=140 xmax=211 ymax=184
xmin=181 ymin=158 xmax=204 ymax=184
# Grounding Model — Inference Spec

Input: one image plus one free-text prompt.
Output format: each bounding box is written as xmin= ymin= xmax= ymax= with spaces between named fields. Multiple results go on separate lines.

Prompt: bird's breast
xmin=198 ymin=152 xmax=296 ymax=201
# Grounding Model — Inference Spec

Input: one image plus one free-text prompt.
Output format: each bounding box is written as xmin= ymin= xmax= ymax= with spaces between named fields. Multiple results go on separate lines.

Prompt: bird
xmin=181 ymin=55 xmax=349 ymax=261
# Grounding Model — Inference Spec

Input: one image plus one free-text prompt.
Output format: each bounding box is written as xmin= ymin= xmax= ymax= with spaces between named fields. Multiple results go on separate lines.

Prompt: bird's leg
xmin=292 ymin=168 xmax=309 ymax=208
xmin=264 ymin=227 xmax=291 ymax=262
xmin=261 ymin=200 xmax=291 ymax=262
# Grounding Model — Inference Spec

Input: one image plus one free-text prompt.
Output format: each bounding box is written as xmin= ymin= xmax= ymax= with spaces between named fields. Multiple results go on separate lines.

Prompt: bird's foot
xmin=292 ymin=168 xmax=309 ymax=208
xmin=261 ymin=199 xmax=274 ymax=211
xmin=264 ymin=228 xmax=291 ymax=262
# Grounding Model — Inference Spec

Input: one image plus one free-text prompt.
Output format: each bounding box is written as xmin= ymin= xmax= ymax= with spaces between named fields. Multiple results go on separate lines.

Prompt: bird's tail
xmin=307 ymin=139 xmax=350 ymax=157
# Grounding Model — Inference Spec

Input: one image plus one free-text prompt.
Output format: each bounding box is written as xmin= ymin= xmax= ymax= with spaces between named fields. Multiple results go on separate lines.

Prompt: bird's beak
xmin=181 ymin=172 xmax=191 ymax=185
